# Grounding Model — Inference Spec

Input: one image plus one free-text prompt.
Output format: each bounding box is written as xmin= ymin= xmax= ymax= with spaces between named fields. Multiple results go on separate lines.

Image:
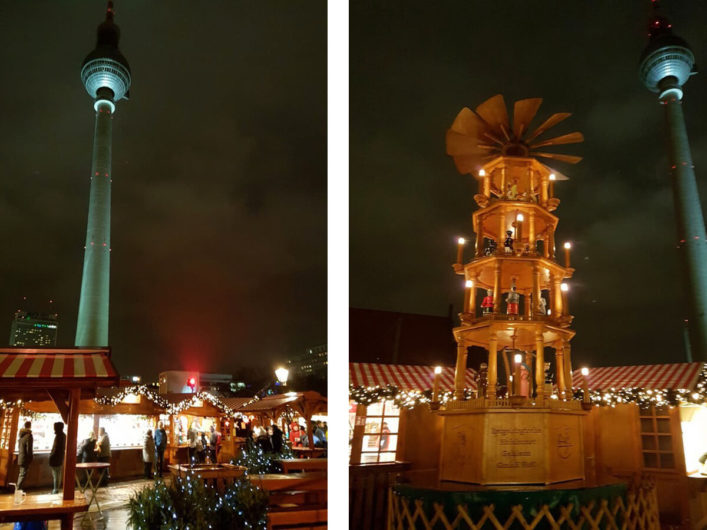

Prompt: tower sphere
xmin=80 ymin=2 xmax=131 ymax=102
xmin=639 ymin=15 xmax=695 ymax=94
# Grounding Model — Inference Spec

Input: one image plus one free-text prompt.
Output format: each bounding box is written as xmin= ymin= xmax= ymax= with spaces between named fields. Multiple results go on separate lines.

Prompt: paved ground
xmin=0 ymin=476 xmax=163 ymax=529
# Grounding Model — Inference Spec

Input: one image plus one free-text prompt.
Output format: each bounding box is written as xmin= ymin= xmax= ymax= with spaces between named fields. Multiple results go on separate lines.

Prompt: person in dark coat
xmin=48 ymin=422 xmax=66 ymax=494
xmin=154 ymin=422 xmax=167 ymax=477
xmin=16 ymin=421 xmax=33 ymax=490
xmin=77 ymin=433 xmax=97 ymax=463
xmin=270 ymin=425 xmax=284 ymax=453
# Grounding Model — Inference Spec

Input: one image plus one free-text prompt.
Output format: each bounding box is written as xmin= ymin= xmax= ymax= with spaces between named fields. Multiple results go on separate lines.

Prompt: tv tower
xmin=640 ymin=1 xmax=707 ymax=362
xmin=75 ymin=1 xmax=131 ymax=347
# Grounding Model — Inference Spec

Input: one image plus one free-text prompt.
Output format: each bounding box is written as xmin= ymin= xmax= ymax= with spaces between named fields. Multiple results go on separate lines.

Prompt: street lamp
xmin=275 ymin=367 xmax=289 ymax=386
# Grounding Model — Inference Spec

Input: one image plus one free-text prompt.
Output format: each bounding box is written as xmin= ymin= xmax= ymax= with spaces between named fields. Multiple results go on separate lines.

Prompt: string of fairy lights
xmin=93 ymin=385 xmax=240 ymax=416
xmin=350 ymin=364 xmax=707 ymax=410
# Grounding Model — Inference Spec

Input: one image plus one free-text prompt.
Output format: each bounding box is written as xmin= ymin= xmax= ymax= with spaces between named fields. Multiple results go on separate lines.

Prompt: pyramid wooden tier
xmin=438 ymin=403 xmax=586 ymax=485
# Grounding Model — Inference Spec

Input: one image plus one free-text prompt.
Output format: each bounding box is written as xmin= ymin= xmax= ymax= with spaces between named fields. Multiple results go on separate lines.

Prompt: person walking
xmin=196 ymin=432 xmax=207 ymax=463
xmin=270 ymin=425 xmax=284 ymax=453
xmin=16 ymin=421 xmax=33 ymax=490
xmin=143 ymin=430 xmax=155 ymax=479
xmin=209 ymin=425 xmax=220 ymax=463
xmin=48 ymin=422 xmax=66 ymax=494
xmin=154 ymin=422 xmax=167 ymax=477
xmin=187 ymin=426 xmax=197 ymax=465
xmin=96 ymin=427 xmax=111 ymax=486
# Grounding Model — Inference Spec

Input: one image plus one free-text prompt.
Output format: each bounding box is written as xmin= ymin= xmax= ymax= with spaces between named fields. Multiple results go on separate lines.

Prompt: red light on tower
xmin=187 ymin=377 xmax=197 ymax=392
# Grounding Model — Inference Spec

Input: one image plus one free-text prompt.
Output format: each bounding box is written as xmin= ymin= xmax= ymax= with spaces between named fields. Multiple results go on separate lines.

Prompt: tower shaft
xmin=663 ymin=94 xmax=707 ymax=360
xmin=75 ymin=100 xmax=113 ymax=347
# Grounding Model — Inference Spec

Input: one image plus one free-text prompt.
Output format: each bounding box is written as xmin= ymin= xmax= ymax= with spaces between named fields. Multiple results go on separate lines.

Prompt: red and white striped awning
xmin=571 ymin=362 xmax=704 ymax=391
xmin=350 ymin=363 xmax=477 ymax=392
xmin=0 ymin=349 xmax=117 ymax=380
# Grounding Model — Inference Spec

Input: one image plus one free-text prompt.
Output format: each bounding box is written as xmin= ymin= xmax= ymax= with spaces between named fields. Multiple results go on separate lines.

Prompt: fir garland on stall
xmin=349 ymin=384 xmax=472 ymax=408
xmin=127 ymin=471 xmax=268 ymax=529
xmin=94 ymin=385 xmax=237 ymax=415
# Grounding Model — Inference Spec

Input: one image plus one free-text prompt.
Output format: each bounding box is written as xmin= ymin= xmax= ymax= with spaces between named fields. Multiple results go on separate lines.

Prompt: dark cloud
xmin=0 ymin=0 xmax=326 ymax=379
xmin=351 ymin=0 xmax=707 ymax=366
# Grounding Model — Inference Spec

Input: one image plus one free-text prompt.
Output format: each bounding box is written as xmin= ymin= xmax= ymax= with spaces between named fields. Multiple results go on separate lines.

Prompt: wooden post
xmin=552 ymin=275 xmax=563 ymax=317
xmin=483 ymin=174 xmax=490 ymax=197
xmin=540 ymin=176 xmax=548 ymax=206
xmin=487 ymin=333 xmax=498 ymax=399
xmin=532 ymin=264 xmax=541 ymax=316
xmin=528 ymin=211 xmax=536 ymax=254
xmin=535 ymin=330 xmax=545 ymax=399
xmin=475 ymin=216 xmax=483 ymax=257
xmin=454 ymin=343 xmax=468 ymax=399
xmin=564 ymin=340 xmax=573 ymax=397
xmin=493 ymin=262 xmax=502 ymax=313
xmin=549 ymin=230 xmax=556 ymax=259
xmin=62 ymin=388 xmax=80 ymax=501
xmin=556 ymin=349 xmax=566 ymax=399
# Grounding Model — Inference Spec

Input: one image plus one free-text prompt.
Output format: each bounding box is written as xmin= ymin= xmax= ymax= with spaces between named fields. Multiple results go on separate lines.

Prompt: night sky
xmin=0 ymin=1 xmax=326 ymax=380
xmin=351 ymin=1 xmax=707 ymax=368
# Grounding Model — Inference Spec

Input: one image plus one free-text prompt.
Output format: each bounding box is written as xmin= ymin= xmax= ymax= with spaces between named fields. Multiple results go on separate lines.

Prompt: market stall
xmin=240 ymin=392 xmax=327 ymax=451
xmin=0 ymin=347 xmax=119 ymax=503
xmin=571 ymin=361 xmax=707 ymax=526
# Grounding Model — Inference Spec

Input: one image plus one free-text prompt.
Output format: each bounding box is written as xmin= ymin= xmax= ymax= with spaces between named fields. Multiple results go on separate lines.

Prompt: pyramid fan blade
xmin=452 ymin=155 xmax=478 ymax=175
xmin=532 ymin=152 xmax=583 ymax=164
xmin=474 ymin=95 xmax=509 ymax=136
xmin=446 ymin=130 xmax=481 ymax=156
xmin=482 ymin=131 xmax=505 ymax=146
xmin=450 ymin=107 xmax=486 ymax=137
xmin=525 ymin=112 xmax=571 ymax=142
xmin=513 ymin=98 xmax=543 ymax=138
xmin=530 ymin=131 xmax=584 ymax=149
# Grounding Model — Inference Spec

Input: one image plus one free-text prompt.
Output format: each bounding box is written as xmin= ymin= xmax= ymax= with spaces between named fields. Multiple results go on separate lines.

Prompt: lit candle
xmin=563 ymin=242 xmax=571 ymax=268
xmin=456 ymin=237 xmax=465 ymax=264
xmin=549 ymin=173 xmax=556 ymax=196
xmin=433 ymin=366 xmax=443 ymax=402
xmin=581 ymin=367 xmax=590 ymax=404
xmin=464 ymin=280 xmax=473 ymax=313
xmin=516 ymin=213 xmax=524 ymax=249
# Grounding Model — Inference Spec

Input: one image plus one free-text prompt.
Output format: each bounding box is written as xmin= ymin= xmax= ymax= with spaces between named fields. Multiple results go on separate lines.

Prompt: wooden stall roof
xmin=241 ymin=391 xmax=327 ymax=416
xmin=350 ymin=362 xmax=478 ymax=392
xmin=222 ymin=397 xmax=252 ymax=411
xmin=571 ymin=362 xmax=704 ymax=391
xmin=0 ymin=348 xmax=118 ymax=400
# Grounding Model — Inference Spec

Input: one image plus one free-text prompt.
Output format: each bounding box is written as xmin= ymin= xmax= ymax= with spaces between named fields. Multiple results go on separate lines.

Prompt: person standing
xmin=96 ymin=427 xmax=111 ymax=486
xmin=270 ymin=425 xmax=284 ymax=453
xmin=143 ymin=430 xmax=155 ymax=479
xmin=48 ymin=422 xmax=66 ymax=494
xmin=154 ymin=422 xmax=167 ymax=477
xmin=187 ymin=426 xmax=197 ymax=465
xmin=16 ymin=421 xmax=33 ymax=490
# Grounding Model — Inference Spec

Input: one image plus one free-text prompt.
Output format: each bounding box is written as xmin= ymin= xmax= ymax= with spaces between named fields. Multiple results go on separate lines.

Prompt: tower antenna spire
xmin=106 ymin=1 xmax=114 ymax=21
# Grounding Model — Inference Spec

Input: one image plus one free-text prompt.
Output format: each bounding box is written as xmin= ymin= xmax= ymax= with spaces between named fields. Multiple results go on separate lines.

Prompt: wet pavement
xmin=0 ymin=477 xmax=163 ymax=529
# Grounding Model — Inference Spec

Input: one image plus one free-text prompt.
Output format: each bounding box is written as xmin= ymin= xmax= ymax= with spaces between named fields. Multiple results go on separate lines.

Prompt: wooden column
xmin=487 ymin=332 xmax=498 ymax=399
xmin=532 ymin=264 xmax=541 ymax=316
xmin=62 ymin=388 xmax=80 ymax=501
xmin=563 ymin=340 xmax=573 ymax=396
xmin=549 ymin=229 xmax=556 ymax=259
xmin=498 ymin=212 xmax=506 ymax=247
xmin=500 ymin=167 xmax=506 ymax=197
xmin=454 ymin=343 xmax=468 ymax=399
xmin=555 ymin=348 xmax=566 ymax=399
xmin=483 ymin=175 xmax=490 ymax=197
xmin=493 ymin=262 xmax=502 ymax=313
xmin=528 ymin=211 xmax=536 ymax=254
xmin=540 ymin=176 xmax=549 ymax=206
xmin=524 ymin=293 xmax=532 ymax=318
xmin=552 ymin=275 xmax=563 ymax=316
xmin=535 ymin=330 xmax=545 ymax=399
xmin=475 ymin=216 xmax=483 ymax=257
xmin=542 ymin=232 xmax=549 ymax=258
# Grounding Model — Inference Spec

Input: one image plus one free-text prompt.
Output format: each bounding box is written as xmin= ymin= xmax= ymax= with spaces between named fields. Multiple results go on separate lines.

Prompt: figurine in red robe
xmin=481 ymin=289 xmax=494 ymax=314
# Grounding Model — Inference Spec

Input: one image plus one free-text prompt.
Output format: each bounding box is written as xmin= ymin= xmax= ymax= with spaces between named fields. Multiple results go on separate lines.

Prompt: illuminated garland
xmin=349 ymin=384 xmax=472 ymax=408
xmin=350 ymin=365 xmax=707 ymax=410
xmin=94 ymin=385 xmax=237 ymax=416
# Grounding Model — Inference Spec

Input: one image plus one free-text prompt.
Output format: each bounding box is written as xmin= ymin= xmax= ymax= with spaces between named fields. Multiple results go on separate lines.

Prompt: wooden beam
xmin=62 ymin=389 xmax=80 ymax=501
xmin=48 ymin=391 xmax=70 ymax=424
